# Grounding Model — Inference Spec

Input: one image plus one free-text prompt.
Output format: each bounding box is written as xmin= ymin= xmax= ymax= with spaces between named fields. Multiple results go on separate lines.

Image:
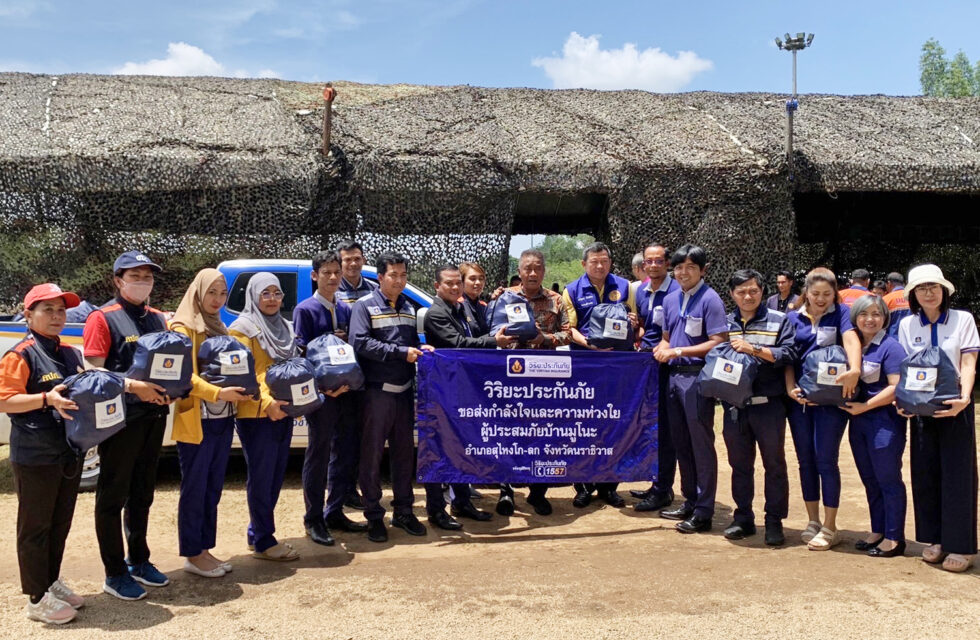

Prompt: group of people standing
xmin=1 ymin=239 xmax=978 ymax=626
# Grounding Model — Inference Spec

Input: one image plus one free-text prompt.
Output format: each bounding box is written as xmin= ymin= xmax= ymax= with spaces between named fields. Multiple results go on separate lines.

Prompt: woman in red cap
xmin=0 ymin=284 xmax=85 ymax=624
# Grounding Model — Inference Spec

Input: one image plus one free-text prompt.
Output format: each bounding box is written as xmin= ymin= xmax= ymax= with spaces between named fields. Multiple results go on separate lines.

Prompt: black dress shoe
xmin=572 ymin=490 xmax=593 ymax=508
xmin=468 ymin=485 xmax=483 ymax=500
xmin=660 ymin=505 xmax=694 ymax=521
xmin=764 ymin=520 xmax=785 ymax=546
xmin=723 ymin=522 xmax=757 ymax=540
xmin=305 ymin=520 xmax=335 ymax=546
xmin=495 ymin=493 xmax=515 ymax=516
xmin=635 ymin=493 xmax=673 ymax=512
xmin=526 ymin=494 xmax=553 ymax=516
xmin=855 ymin=536 xmax=884 ymax=551
xmin=367 ymin=519 xmax=388 ymax=543
xmin=392 ymin=513 xmax=428 ymax=536
xmin=326 ymin=512 xmax=369 ymax=533
xmin=601 ymin=490 xmax=626 ymax=508
xmin=451 ymin=502 xmax=492 ymax=521
xmin=345 ymin=492 xmax=365 ymax=510
xmin=676 ymin=515 xmax=712 ymax=534
xmin=868 ymin=539 xmax=906 ymax=558
xmin=428 ymin=511 xmax=463 ymax=531
xmin=630 ymin=484 xmax=656 ymax=499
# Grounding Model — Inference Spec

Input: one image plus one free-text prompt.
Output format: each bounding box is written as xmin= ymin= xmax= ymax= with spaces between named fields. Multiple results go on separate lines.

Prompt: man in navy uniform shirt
xmin=336 ymin=240 xmax=379 ymax=305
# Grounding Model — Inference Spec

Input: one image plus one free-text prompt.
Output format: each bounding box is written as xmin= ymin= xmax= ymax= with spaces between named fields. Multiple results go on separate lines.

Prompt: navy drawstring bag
xmin=587 ymin=303 xmax=635 ymax=351
xmin=61 ymin=370 xmax=127 ymax=453
xmin=697 ymin=343 xmax=759 ymax=408
xmin=306 ymin=334 xmax=365 ymax=392
xmin=265 ymin=357 xmax=324 ymax=418
xmin=799 ymin=345 xmax=849 ymax=406
xmin=65 ymin=300 xmax=98 ymax=323
xmin=125 ymin=331 xmax=194 ymax=399
xmin=486 ymin=291 xmax=538 ymax=341
xmin=895 ymin=347 xmax=961 ymax=416
xmin=198 ymin=335 xmax=261 ymax=399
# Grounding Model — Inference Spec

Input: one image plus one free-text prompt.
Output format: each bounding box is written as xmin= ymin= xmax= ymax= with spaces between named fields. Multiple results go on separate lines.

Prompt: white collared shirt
xmin=898 ymin=309 xmax=980 ymax=375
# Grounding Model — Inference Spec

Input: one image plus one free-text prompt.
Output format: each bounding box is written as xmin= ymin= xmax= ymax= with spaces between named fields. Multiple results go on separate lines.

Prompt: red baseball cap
xmin=24 ymin=283 xmax=81 ymax=310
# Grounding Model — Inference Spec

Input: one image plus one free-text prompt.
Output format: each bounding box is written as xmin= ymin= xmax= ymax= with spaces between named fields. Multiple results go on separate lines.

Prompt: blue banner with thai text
xmin=416 ymin=350 xmax=658 ymax=483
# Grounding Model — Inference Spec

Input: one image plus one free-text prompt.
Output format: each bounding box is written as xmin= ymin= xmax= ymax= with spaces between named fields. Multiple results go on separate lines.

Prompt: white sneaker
xmin=26 ymin=593 xmax=77 ymax=625
xmin=49 ymin=578 xmax=85 ymax=609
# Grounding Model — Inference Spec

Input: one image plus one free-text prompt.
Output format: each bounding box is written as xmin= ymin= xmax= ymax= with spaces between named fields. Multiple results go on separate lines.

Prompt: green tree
xmin=920 ymin=38 xmax=949 ymax=96
xmin=947 ymin=51 xmax=976 ymax=97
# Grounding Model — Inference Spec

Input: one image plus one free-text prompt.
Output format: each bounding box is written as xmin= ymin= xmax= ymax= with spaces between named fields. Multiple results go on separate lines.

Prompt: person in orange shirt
xmin=838 ymin=269 xmax=873 ymax=306
xmin=882 ymin=272 xmax=910 ymax=337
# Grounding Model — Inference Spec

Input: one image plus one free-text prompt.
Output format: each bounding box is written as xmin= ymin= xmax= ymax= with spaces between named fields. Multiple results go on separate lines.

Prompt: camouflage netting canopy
xmin=1 ymin=73 xmax=979 ymax=311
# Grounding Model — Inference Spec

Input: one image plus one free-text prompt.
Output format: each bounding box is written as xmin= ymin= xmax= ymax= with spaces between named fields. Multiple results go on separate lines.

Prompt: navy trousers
xmin=910 ymin=403 xmax=978 ymax=554
xmin=652 ymin=367 xmax=675 ymax=498
xmin=666 ymin=371 xmax=717 ymax=519
xmin=722 ymin=399 xmax=789 ymax=525
xmin=786 ymin=402 xmax=848 ymax=507
xmin=359 ymin=387 xmax=415 ymax=523
xmin=848 ymin=408 xmax=907 ymax=541
xmin=236 ymin=416 xmax=293 ymax=553
xmin=301 ymin=396 xmax=359 ymax=525
xmin=177 ymin=416 xmax=234 ymax=557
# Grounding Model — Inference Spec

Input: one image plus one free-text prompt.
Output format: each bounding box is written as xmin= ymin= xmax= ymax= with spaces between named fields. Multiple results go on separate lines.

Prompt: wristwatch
xmin=752 ymin=344 xmax=761 ymax=355
xmin=674 ymin=347 xmax=682 ymax=358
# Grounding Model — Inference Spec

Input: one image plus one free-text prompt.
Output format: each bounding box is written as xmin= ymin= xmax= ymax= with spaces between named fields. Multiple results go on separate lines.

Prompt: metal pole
xmin=792 ymin=50 xmax=798 ymax=98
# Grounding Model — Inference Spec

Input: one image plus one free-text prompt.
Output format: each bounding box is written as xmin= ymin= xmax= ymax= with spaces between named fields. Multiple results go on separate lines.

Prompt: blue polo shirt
xmin=787 ymin=303 xmax=854 ymax=379
xmin=857 ymin=330 xmax=905 ymax=402
xmin=636 ymin=276 xmax=680 ymax=349
xmin=661 ymin=280 xmax=728 ymax=367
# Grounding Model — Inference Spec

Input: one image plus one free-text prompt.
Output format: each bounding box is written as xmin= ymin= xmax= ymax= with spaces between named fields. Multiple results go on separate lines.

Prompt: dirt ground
xmin=1 ymin=410 xmax=979 ymax=640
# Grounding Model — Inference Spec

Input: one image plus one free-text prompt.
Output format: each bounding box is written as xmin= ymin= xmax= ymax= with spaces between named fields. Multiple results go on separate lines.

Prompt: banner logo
xmin=506 ymin=355 xmax=572 ymax=378
xmin=510 ymin=358 xmax=525 ymax=374
xmin=533 ymin=460 xmax=567 ymax=478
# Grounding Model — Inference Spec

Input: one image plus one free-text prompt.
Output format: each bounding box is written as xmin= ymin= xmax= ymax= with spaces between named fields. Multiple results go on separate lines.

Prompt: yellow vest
xmin=171 ymin=325 xmax=223 ymax=445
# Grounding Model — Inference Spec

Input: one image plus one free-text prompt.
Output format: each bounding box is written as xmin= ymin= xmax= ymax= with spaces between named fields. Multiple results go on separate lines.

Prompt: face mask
xmin=121 ymin=281 xmax=153 ymax=304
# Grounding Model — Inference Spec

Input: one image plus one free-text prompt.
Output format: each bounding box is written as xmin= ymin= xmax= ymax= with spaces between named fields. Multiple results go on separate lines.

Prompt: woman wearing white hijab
xmin=229 ymin=273 xmax=299 ymax=561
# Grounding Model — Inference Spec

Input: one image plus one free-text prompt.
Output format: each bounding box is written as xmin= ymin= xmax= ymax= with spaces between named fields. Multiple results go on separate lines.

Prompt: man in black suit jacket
xmin=421 ymin=265 xmax=515 ymax=529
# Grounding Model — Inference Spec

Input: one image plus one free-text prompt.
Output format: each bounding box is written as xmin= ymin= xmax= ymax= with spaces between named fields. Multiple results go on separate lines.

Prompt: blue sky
xmin=1 ymin=0 xmax=978 ymax=95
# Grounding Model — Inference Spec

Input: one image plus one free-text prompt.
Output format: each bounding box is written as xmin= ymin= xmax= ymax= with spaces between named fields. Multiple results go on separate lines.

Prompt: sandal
xmin=252 ymin=542 xmax=299 ymax=562
xmin=800 ymin=521 xmax=821 ymax=543
xmin=807 ymin=527 xmax=840 ymax=551
xmin=922 ymin=544 xmax=947 ymax=564
xmin=941 ymin=554 xmax=975 ymax=573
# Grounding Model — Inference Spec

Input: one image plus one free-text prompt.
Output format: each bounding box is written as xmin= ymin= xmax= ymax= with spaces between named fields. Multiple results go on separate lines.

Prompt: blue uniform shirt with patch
xmin=636 ymin=276 xmax=680 ymax=349
xmin=787 ymin=303 xmax=854 ymax=380
xmin=857 ymin=331 xmax=905 ymax=401
xmin=661 ymin=280 xmax=728 ymax=366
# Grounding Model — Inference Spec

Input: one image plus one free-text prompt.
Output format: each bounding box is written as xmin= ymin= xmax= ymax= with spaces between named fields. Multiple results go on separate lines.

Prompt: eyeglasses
xmin=260 ymin=291 xmax=284 ymax=301
xmin=733 ymin=288 xmax=762 ymax=297
xmin=643 ymin=259 xmax=666 ymax=266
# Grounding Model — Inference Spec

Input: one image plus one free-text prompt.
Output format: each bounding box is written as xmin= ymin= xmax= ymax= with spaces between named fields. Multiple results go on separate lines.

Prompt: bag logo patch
xmin=290 ymin=378 xmax=317 ymax=405
xmin=327 ymin=344 xmax=357 ymax=365
xmin=711 ymin=358 xmax=743 ymax=385
xmin=905 ymin=367 xmax=937 ymax=392
xmin=219 ymin=350 xmax=250 ymax=375
xmin=816 ymin=362 xmax=846 ymax=386
xmin=602 ymin=317 xmax=628 ymax=340
xmin=95 ymin=395 xmax=125 ymax=430
xmin=150 ymin=353 xmax=183 ymax=380
xmin=505 ymin=304 xmax=529 ymax=323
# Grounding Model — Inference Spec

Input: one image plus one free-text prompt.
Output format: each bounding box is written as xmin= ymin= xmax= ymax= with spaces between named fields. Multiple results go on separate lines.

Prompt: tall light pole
xmin=775 ymin=32 xmax=814 ymax=179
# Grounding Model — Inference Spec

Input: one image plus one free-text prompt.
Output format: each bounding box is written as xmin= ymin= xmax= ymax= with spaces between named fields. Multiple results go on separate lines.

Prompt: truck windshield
xmin=226 ymin=271 xmax=299 ymax=321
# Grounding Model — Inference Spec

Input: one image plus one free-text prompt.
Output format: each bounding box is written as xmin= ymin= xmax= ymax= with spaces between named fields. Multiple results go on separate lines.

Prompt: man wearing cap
xmin=83 ymin=252 xmax=173 ymax=601
xmin=839 ymin=269 xmax=873 ymax=305
xmin=883 ymin=272 xmax=910 ymax=338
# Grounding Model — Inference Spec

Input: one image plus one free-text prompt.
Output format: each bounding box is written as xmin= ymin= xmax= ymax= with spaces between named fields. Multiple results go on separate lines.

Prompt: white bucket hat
xmin=905 ymin=264 xmax=955 ymax=298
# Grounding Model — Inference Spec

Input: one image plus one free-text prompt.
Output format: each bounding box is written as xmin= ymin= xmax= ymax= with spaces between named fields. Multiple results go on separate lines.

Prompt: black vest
xmin=6 ymin=334 xmax=83 ymax=465
xmin=98 ymin=299 xmax=168 ymax=372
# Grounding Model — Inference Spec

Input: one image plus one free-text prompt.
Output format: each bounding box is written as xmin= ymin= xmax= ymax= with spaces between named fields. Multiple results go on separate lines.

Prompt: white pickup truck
xmin=0 ymin=259 xmax=432 ymax=489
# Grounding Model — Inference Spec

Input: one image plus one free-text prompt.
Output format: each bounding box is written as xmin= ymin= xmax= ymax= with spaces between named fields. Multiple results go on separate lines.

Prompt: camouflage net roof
xmin=1 ymin=73 xmax=979 ymax=311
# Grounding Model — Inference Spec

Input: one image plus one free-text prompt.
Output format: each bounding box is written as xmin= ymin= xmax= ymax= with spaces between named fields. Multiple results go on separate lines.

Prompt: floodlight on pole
xmin=775 ymin=31 xmax=814 ymax=179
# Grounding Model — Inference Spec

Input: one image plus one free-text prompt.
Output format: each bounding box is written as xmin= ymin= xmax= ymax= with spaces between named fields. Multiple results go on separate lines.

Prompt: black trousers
xmin=910 ymin=404 xmax=979 ymax=555
xmin=12 ymin=459 xmax=81 ymax=598
xmin=95 ymin=412 xmax=167 ymax=577
xmin=359 ymin=387 xmax=415 ymax=523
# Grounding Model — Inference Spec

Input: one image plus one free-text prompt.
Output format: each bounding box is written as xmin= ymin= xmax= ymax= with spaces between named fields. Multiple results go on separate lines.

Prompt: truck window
xmin=226 ymin=272 xmax=299 ymax=321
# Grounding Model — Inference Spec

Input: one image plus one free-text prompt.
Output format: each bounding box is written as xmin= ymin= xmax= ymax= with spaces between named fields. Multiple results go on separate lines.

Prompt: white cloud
xmin=0 ymin=0 xmax=48 ymax=18
xmin=113 ymin=42 xmax=278 ymax=79
xmin=532 ymin=32 xmax=713 ymax=92
xmin=114 ymin=42 xmax=225 ymax=76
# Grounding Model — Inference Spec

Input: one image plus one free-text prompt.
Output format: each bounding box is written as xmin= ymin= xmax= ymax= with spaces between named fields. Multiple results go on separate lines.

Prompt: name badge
xmin=505 ymin=304 xmax=530 ymax=323
xmin=652 ymin=306 xmax=664 ymax=327
xmin=711 ymin=358 xmax=743 ymax=385
xmin=219 ymin=350 xmax=250 ymax=375
xmin=327 ymin=344 xmax=357 ymax=365
xmin=816 ymin=326 xmax=837 ymax=347
xmin=602 ymin=318 xmax=628 ymax=340
xmin=290 ymin=379 xmax=318 ymax=406
xmin=150 ymin=353 xmax=183 ymax=381
xmin=861 ymin=360 xmax=881 ymax=384
xmin=95 ymin=395 xmax=126 ymax=429
xmin=684 ymin=316 xmax=703 ymax=338
xmin=816 ymin=362 xmax=846 ymax=386
xmin=905 ymin=367 xmax=937 ymax=392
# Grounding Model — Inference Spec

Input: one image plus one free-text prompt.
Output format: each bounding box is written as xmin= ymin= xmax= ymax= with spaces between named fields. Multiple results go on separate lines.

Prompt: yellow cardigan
xmin=172 ymin=325 xmax=223 ymax=445
xmin=228 ymin=329 xmax=276 ymax=420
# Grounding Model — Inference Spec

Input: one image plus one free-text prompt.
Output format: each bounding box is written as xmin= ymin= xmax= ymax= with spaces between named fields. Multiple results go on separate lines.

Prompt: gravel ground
xmin=0 ymin=412 xmax=979 ymax=640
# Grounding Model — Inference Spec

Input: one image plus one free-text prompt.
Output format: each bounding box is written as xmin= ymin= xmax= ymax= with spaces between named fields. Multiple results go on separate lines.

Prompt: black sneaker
xmin=367 ymin=520 xmax=388 ymax=543
xmin=391 ymin=513 xmax=427 ymax=536
xmin=723 ymin=521 xmax=757 ymax=540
